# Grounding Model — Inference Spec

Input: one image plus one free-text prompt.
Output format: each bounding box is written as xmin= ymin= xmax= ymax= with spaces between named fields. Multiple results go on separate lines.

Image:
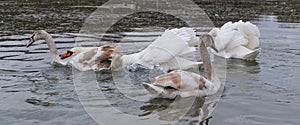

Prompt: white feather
xmin=121 ymin=27 xmax=199 ymax=70
xmin=209 ymin=20 xmax=261 ymax=60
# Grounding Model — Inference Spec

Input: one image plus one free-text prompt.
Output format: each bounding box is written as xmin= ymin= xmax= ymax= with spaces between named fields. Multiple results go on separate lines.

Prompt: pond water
xmin=0 ymin=0 xmax=299 ymax=125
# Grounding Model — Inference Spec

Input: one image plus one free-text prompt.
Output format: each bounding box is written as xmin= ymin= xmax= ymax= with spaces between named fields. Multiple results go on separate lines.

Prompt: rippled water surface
xmin=0 ymin=0 xmax=299 ymax=125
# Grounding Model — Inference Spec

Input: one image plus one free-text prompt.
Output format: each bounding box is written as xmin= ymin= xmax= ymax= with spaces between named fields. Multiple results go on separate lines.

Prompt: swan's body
xmin=208 ymin=20 xmax=261 ymax=60
xmin=142 ymin=34 xmax=221 ymax=99
xmin=160 ymin=57 xmax=203 ymax=72
xmin=119 ymin=28 xmax=202 ymax=71
xmin=63 ymin=46 xmax=116 ymax=71
xmin=26 ymin=30 xmax=115 ymax=71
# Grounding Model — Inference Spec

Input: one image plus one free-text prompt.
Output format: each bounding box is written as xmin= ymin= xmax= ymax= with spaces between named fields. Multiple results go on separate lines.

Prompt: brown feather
xmin=198 ymin=76 xmax=206 ymax=90
xmin=79 ymin=48 xmax=98 ymax=64
xmin=154 ymin=71 xmax=181 ymax=89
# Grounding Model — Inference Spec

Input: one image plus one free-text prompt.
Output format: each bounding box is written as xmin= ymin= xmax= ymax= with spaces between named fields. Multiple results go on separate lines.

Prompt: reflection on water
xmin=226 ymin=59 xmax=261 ymax=74
xmin=0 ymin=0 xmax=299 ymax=125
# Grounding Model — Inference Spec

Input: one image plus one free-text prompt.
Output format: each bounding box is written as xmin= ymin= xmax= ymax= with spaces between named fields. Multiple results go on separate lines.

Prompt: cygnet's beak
xmin=59 ymin=51 xmax=74 ymax=60
xmin=211 ymin=45 xmax=218 ymax=53
xmin=26 ymin=34 xmax=35 ymax=48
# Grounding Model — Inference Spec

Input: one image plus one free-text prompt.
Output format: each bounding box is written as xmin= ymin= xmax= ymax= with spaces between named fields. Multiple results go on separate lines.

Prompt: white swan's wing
xmin=167 ymin=27 xmax=198 ymax=45
xmin=142 ymin=82 xmax=179 ymax=99
xmin=215 ymin=29 xmax=246 ymax=51
xmin=224 ymin=31 xmax=248 ymax=50
xmin=227 ymin=46 xmax=260 ymax=60
xmin=179 ymin=47 xmax=197 ymax=55
xmin=136 ymin=28 xmax=191 ymax=68
xmin=213 ymin=20 xmax=260 ymax=60
xmin=216 ymin=21 xmax=250 ymax=51
xmin=237 ymin=21 xmax=260 ymax=49
xmin=160 ymin=57 xmax=202 ymax=71
xmin=220 ymin=21 xmax=234 ymax=30
xmin=122 ymin=28 xmax=197 ymax=69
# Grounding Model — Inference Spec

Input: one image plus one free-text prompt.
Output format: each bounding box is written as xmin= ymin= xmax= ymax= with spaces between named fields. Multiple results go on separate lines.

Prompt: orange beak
xmin=59 ymin=51 xmax=73 ymax=60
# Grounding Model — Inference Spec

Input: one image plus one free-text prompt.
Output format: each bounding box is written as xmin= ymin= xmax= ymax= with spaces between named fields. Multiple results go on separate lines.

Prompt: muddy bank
xmin=0 ymin=0 xmax=298 ymax=34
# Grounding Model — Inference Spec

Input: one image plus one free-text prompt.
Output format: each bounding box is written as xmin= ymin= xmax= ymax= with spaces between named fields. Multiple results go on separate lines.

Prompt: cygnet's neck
xmin=43 ymin=33 xmax=59 ymax=62
xmin=199 ymin=38 xmax=213 ymax=81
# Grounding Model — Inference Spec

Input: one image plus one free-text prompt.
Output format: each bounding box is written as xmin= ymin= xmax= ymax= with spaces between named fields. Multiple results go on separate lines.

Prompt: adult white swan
xmin=115 ymin=27 xmax=214 ymax=71
xmin=26 ymin=30 xmax=116 ymax=71
xmin=208 ymin=20 xmax=261 ymax=60
xmin=142 ymin=34 xmax=221 ymax=99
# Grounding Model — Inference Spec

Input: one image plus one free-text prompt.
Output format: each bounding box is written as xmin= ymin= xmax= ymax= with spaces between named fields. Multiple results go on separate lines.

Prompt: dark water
xmin=0 ymin=0 xmax=299 ymax=125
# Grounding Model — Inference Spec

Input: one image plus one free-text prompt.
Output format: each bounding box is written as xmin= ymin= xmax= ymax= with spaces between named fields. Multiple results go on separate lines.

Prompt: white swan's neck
xmin=199 ymin=38 xmax=213 ymax=81
xmin=43 ymin=33 xmax=59 ymax=62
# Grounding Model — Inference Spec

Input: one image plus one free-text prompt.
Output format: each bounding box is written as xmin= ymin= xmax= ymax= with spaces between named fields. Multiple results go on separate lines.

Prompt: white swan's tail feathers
xmin=142 ymin=82 xmax=163 ymax=95
xmin=169 ymin=27 xmax=198 ymax=45
xmin=142 ymin=82 xmax=178 ymax=99
xmin=215 ymin=46 xmax=260 ymax=60
xmin=243 ymin=48 xmax=260 ymax=60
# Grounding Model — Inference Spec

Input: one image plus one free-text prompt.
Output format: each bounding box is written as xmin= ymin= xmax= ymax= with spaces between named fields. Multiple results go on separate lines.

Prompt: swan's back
xmin=237 ymin=21 xmax=260 ymax=49
xmin=211 ymin=20 xmax=261 ymax=60
xmin=132 ymin=28 xmax=197 ymax=68
xmin=215 ymin=20 xmax=260 ymax=51
xmin=69 ymin=46 xmax=115 ymax=71
xmin=215 ymin=28 xmax=248 ymax=51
